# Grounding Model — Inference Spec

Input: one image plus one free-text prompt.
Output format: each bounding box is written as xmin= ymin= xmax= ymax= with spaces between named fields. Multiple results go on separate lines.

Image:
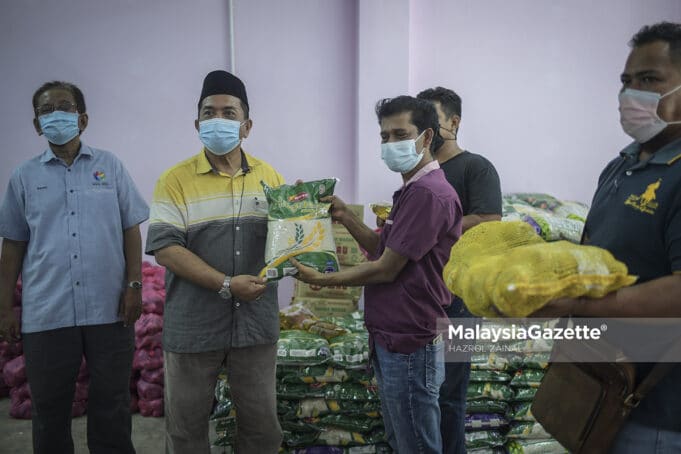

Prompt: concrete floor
xmin=0 ymin=397 xmax=165 ymax=454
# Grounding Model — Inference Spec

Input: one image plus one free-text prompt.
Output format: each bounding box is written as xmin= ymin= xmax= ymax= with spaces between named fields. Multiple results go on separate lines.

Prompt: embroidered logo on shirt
xmin=624 ymin=178 xmax=661 ymax=215
xmin=93 ymin=171 xmax=106 ymax=181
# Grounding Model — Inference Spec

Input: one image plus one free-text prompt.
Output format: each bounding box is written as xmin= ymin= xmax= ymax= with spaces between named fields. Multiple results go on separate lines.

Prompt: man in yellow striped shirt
xmin=146 ymin=70 xmax=284 ymax=453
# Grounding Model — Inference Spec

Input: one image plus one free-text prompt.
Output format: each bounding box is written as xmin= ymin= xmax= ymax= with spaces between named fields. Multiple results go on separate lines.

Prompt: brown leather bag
xmin=532 ymin=340 xmax=675 ymax=454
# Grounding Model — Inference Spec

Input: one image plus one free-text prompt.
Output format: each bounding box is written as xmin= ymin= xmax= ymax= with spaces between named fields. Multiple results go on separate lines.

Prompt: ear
xmin=33 ymin=117 xmax=42 ymax=136
xmin=78 ymin=113 xmax=88 ymax=133
xmin=195 ymin=118 xmax=200 ymax=132
xmin=450 ymin=115 xmax=461 ymax=134
xmin=241 ymin=118 xmax=253 ymax=139
xmin=422 ymin=127 xmax=434 ymax=151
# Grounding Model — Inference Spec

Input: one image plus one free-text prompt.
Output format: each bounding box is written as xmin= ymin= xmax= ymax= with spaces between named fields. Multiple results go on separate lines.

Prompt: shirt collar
xmin=405 ymin=160 xmax=440 ymax=186
xmin=39 ymin=142 xmax=93 ymax=164
xmin=196 ymin=148 xmax=252 ymax=175
xmin=620 ymin=136 xmax=681 ymax=165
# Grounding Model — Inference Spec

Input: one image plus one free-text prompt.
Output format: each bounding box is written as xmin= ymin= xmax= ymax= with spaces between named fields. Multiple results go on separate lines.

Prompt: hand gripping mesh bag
xmin=260 ymin=179 xmax=340 ymax=281
xmin=442 ymin=221 xmax=637 ymax=317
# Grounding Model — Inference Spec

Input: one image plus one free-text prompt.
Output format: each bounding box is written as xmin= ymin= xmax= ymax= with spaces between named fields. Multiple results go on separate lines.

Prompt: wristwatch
xmin=128 ymin=281 xmax=143 ymax=290
xmin=218 ymin=276 xmax=232 ymax=300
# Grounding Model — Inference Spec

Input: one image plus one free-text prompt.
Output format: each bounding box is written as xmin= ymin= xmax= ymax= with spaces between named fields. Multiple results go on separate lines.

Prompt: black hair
xmin=32 ymin=81 xmax=86 ymax=115
xmin=630 ymin=22 xmax=681 ymax=66
xmin=417 ymin=86 xmax=462 ymax=119
xmin=375 ymin=95 xmax=443 ymax=152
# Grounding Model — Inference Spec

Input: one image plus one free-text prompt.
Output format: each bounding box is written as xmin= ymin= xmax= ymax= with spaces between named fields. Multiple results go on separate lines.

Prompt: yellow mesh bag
xmin=443 ymin=221 xmax=637 ymax=317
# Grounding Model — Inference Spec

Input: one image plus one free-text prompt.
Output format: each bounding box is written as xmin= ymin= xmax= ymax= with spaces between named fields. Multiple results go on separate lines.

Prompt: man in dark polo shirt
xmin=292 ymin=96 xmax=462 ymax=454
xmin=417 ymin=86 xmax=502 ymax=454
xmin=533 ymin=22 xmax=681 ymax=451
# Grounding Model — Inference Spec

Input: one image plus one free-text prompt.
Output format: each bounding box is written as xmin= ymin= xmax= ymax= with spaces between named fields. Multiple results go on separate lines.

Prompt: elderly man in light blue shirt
xmin=0 ymin=80 xmax=148 ymax=454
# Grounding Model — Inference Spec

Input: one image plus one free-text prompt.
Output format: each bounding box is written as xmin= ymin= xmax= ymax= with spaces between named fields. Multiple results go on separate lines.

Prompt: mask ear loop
xmin=439 ymin=124 xmax=457 ymax=141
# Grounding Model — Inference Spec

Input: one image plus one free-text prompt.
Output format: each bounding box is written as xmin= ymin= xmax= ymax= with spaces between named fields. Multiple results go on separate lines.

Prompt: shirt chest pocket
xmin=79 ymin=187 xmax=120 ymax=223
xmin=25 ymin=182 xmax=67 ymax=224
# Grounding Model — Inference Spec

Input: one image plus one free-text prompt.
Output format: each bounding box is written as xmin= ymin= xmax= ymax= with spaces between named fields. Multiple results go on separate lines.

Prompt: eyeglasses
xmin=36 ymin=101 xmax=78 ymax=116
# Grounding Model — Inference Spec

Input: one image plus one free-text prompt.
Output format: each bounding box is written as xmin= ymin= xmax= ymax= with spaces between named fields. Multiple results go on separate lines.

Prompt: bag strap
xmin=626 ymin=336 xmax=681 ymax=408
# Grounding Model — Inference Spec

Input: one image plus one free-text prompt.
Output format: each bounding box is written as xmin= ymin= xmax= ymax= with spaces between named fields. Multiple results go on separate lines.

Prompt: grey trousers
xmin=23 ymin=323 xmax=136 ymax=454
xmin=164 ymin=343 xmax=282 ymax=454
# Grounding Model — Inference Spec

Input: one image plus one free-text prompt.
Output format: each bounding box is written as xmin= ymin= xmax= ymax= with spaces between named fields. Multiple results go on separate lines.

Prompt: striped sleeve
xmin=145 ymin=171 xmax=187 ymax=254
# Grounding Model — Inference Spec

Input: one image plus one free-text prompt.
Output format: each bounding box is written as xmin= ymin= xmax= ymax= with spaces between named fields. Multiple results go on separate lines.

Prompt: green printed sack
xmin=260 ymin=179 xmax=340 ymax=280
xmin=277 ymin=330 xmax=331 ymax=366
xmin=329 ymin=332 xmax=370 ymax=369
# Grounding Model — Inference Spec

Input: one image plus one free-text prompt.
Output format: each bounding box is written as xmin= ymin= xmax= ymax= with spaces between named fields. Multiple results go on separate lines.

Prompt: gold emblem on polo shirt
xmin=624 ymin=178 xmax=661 ymax=215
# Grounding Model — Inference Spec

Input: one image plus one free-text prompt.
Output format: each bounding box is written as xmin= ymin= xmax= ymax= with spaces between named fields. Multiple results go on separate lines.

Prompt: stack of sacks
xmin=72 ymin=359 xmax=89 ymax=417
xmin=4 ymin=279 xmax=89 ymax=419
xmin=211 ymin=310 xmax=390 ymax=452
xmin=141 ymin=261 xmax=165 ymax=316
xmin=502 ymin=193 xmax=589 ymax=244
xmin=3 ymin=354 xmax=29 ymax=419
xmin=460 ymin=320 xmax=567 ymax=453
xmin=465 ymin=353 xmax=515 ymax=453
xmin=293 ymin=204 xmax=365 ymax=317
xmin=0 ymin=279 xmax=24 ymax=397
xmin=131 ymin=261 xmax=167 ymax=417
xmin=276 ymin=310 xmax=388 ymax=452
xmin=4 ymin=355 xmax=88 ymax=419
xmin=0 ymin=339 xmax=22 ymax=398
xmin=133 ymin=313 xmax=164 ymax=417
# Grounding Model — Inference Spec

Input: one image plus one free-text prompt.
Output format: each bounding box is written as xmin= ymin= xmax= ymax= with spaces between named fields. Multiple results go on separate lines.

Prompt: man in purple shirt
xmin=292 ymin=96 xmax=462 ymax=453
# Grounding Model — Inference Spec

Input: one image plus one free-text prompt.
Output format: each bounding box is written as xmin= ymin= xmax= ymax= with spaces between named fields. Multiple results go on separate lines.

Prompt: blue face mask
xmin=199 ymin=118 xmax=243 ymax=155
xmin=380 ymin=131 xmax=425 ymax=173
xmin=38 ymin=111 xmax=80 ymax=146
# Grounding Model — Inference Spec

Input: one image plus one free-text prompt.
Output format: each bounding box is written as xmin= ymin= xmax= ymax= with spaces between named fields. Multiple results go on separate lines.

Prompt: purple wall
xmin=0 ymin=0 xmax=231 ymax=256
xmin=408 ymin=0 xmax=681 ymax=203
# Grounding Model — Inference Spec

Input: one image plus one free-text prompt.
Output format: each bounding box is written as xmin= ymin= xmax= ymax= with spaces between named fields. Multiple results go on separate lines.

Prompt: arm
xmin=531 ymin=274 xmax=681 ymax=318
xmin=462 ymin=213 xmax=502 ymax=232
xmin=0 ymin=239 xmax=26 ymax=340
xmin=292 ymin=247 xmax=408 ymax=287
xmin=323 ymin=195 xmax=380 ymax=256
xmin=338 ymin=208 xmax=381 ymax=257
xmin=155 ymin=245 xmax=266 ymax=301
xmin=119 ymin=225 xmax=143 ymax=326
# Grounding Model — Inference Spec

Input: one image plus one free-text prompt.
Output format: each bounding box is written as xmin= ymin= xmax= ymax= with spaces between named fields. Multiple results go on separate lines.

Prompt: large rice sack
xmin=443 ymin=221 xmax=637 ymax=317
xmin=260 ymin=179 xmax=340 ymax=281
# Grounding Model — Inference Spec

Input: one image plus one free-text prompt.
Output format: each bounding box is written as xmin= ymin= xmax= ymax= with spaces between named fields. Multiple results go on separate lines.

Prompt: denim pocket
xmin=425 ymin=341 xmax=445 ymax=396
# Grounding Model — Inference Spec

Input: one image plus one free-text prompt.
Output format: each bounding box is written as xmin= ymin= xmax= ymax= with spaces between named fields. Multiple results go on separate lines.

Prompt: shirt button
xmin=236 ymin=251 xmax=241 ymax=256
xmin=626 ymin=170 xmax=633 ymax=176
xmin=71 ymin=211 xmax=75 ymax=215
xmin=236 ymin=226 xmax=240 ymax=231
xmin=73 ymin=255 xmax=78 ymax=259
xmin=70 ymin=189 xmax=74 ymax=193
xmin=67 ymin=169 xmax=71 ymax=172
xmin=72 ymin=233 xmax=76 ymax=237
xmin=235 ymin=302 xmax=240 ymax=307
xmin=75 ymin=281 xmax=80 ymax=286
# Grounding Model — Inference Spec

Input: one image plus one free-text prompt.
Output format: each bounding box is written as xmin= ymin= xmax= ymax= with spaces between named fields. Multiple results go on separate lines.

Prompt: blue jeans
xmin=440 ymin=298 xmax=474 ymax=454
xmin=373 ymin=339 xmax=445 ymax=454
xmin=610 ymin=420 xmax=681 ymax=453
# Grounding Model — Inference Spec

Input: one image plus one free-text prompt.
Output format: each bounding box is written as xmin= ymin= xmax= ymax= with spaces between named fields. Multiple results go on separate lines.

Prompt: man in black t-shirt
xmin=418 ymin=87 xmax=502 ymax=454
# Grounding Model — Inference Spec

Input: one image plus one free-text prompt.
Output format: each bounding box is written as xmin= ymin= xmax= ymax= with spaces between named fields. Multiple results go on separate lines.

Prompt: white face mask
xmin=380 ymin=131 xmax=426 ymax=173
xmin=619 ymin=83 xmax=681 ymax=143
